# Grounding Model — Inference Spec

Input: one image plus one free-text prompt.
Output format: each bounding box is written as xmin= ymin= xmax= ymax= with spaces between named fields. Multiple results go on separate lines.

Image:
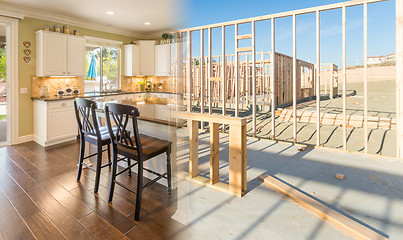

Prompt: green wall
xmin=18 ymin=17 xmax=136 ymax=137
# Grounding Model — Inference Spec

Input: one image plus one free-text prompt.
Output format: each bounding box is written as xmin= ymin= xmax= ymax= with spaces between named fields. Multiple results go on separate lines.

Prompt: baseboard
xmin=18 ymin=134 xmax=34 ymax=144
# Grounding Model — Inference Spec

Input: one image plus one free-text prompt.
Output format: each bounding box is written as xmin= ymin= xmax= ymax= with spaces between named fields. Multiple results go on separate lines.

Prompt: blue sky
xmin=182 ymin=0 xmax=396 ymax=67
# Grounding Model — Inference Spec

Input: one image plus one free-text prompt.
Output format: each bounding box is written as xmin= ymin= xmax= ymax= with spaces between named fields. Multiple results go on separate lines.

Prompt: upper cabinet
xmin=36 ymin=30 xmax=86 ymax=77
xmin=155 ymin=44 xmax=171 ymax=76
xmin=124 ymin=40 xmax=155 ymax=76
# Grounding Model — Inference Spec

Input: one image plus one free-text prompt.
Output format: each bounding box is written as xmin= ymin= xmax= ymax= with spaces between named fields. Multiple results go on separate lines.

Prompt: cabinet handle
xmin=61 ymin=103 xmax=66 ymax=107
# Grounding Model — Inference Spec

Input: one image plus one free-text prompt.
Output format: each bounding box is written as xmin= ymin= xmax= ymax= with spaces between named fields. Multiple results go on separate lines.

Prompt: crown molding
xmin=142 ymin=28 xmax=179 ymax=40
xmin=0 ymin=1 xmax=146 ymax=38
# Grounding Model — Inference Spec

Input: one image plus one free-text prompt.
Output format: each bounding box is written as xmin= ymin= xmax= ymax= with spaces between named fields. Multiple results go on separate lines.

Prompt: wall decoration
xmin=23 ymin=57 xmax=31 ymax=63
xmin=24 ymin=49 xmax=31 ymax=56
xmin=23 ymin=41 xmax=31 ymax=48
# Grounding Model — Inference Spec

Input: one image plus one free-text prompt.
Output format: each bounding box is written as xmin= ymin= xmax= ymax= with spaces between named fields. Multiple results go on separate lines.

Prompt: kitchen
xmin=0 ymin=0 xmax=183 ymax=239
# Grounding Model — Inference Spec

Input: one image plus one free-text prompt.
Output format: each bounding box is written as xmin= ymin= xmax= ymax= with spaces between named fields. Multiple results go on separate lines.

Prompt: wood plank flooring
xmin=0 ymin=141 xmax=182 ymax=240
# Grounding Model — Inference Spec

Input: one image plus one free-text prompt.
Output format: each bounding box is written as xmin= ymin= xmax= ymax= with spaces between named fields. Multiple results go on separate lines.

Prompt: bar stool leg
xmin=107 ymin=144 xmax=111 ymax=165
xmin=134 ymin=160 xmax=144 ymax=221
xmin=127 ymin=158 xmax=132 ymax=177
xmin=108 ymin=150 xmax=118 ymax=203
xmin=76 ymin=136 xmax=85 ymax=181
xmin=167 ymin=150 xmax=172 ymax=196
xmin=94 ymin=144 xmax=103 ymax=193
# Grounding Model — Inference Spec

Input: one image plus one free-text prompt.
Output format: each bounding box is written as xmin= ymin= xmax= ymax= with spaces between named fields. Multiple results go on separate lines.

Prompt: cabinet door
xmin=155 ymin=44 xmax=171 ymax=76
xmin=47 ymin=107 xmax=77 ymax=142
xmin=124 ymin=45 xmax=140 ymax=76
xmin=43 ymin=33 xmax=66 ymax=75
xmin=139 ymin=41 xmax=155 ymax=75
xmin=67 ymin=36 xmax=86 ymax=76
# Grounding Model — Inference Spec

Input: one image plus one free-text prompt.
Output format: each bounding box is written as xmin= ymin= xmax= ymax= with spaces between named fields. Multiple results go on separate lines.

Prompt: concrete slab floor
xmin=172 ymin=129 xmax=403 ymax=240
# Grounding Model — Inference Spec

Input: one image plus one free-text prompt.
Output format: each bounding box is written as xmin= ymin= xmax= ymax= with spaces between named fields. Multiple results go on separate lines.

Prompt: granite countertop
xmin=94 ymin=99 xmax=183 ymax=127
xmin=31 ymin=91 xmax=181 ymax=101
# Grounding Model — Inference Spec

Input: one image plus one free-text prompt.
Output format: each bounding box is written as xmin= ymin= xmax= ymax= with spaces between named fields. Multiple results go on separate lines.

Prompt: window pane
xmin=102 ymin=47 xmax=119 ymax=90
xmin=85 ymin=46 xmax=101 ymax=92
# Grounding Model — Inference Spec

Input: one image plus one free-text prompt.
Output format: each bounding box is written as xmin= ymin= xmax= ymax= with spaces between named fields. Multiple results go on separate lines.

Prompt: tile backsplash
xmin=32 ymin=76 xmax=84 ymax=98
xmin=32 ymin=75 xmax=180 ymax=98
xmin=121 ymin=76 xmax=176 ymax=93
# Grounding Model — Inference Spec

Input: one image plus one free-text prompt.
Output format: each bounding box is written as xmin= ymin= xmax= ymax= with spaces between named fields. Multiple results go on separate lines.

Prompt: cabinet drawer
xmin=48 ymin=100 xmax=75 ymax=110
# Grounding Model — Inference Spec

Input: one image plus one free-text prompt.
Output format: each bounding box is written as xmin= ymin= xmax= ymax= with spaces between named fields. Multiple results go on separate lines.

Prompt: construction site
xmin=182 ymin=50 xmax=396 ymax=157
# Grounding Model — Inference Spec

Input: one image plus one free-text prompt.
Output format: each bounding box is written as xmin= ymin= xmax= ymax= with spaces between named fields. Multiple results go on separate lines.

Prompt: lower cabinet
xmin=33 ymin=99 xmax=78 ymax=147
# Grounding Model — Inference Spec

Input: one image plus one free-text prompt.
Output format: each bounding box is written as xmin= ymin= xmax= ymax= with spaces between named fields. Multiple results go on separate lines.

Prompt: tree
xmin=102 ymin=47 xmax=118 ymax=81
xmin=0 ymin=48 xmax=6 ymax=80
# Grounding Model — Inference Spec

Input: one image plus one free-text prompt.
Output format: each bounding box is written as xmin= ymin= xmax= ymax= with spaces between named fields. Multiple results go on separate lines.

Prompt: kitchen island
xmin=32 ymin=91 xmax=182 ymax=147
xmin=94 ymin=98 xmax=181 ymax=188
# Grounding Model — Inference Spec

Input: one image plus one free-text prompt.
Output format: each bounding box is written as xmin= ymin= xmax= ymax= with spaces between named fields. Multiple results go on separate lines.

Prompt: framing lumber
xmin=252 ymin=21 xmax=257 ymax=137
xmin=342 ymin=6 xmax=347 ymax=150
xmin=258 ymin=174 xmax=388 ymax=240
xmin=237 ymin=47 xmax=253 ymax=52
xmin=271 ymin=18 xmax=276 ymax=140
xmin=186 ymin=31 xmax=192 ymax=112
xmin=316 ymin=11 xmax=321 ymax=147
xmin=237 ymin=34 xmax=252 ymax=40
xmin=396 ymin=0 xmax=403 ymax=159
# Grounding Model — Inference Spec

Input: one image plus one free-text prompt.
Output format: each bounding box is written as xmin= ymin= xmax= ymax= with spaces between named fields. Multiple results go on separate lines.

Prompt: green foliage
xmin=102 ymin=47 xmax=118 ymax=81
xmin=0 ymin=48 xmax=6 ymax=80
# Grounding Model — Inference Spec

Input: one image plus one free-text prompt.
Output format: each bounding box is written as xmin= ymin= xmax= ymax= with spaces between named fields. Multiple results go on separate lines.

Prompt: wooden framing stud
xmin=229 ymin=124 xmax=247 ymax=195
xmin=210 ymin=122 xmax=220 ymax=184
xmin=189 ymin=119 xmax=199 ymax=178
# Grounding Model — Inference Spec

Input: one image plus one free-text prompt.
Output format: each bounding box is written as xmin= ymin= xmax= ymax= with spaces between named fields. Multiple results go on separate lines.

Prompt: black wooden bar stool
xmin=74 ymin=98 xmax=113 ymax=193
xmin=104 ymin=103 xmax=172 ymax=221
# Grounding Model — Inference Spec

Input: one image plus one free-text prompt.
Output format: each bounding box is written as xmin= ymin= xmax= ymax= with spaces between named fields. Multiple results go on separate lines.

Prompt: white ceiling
xmin=0 ymin=0 xmax=183 ymax=38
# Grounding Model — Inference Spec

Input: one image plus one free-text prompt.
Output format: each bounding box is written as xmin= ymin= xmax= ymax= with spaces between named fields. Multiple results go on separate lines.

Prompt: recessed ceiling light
xmin=144 ymin=22 xmax=152 ymax=25
xmin=106 ymin=11 xmax=115 ymax=15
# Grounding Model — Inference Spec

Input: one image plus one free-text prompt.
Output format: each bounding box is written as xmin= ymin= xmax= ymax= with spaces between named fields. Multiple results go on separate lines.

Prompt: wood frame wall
xmin=179 ymin=0 xmax=402 ymax=158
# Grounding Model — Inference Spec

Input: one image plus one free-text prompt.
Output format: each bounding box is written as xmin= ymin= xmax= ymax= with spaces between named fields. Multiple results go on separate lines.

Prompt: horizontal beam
xmin=237 ymin=47 xmax=253 ymax=52
xmin=179 ymin=0 xmax=387 ymax=32
xmin=237 ymin=34 xmax=252 ymax=40
xmin=175 ymin=111 xmax=247 ymax=126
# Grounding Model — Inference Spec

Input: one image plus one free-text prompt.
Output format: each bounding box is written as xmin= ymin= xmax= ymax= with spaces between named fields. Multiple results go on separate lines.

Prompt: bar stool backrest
xmin=74 ymin=98 xmax=101 ymax=139
xmin=104 ymin=103 xmax=143 ymax=160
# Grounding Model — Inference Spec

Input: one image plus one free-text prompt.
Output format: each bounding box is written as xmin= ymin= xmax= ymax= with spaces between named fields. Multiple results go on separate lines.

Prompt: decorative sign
xmin=23 ymin=56 xmax=31 ymax=63
xmin=24 ymin=49 xmax=31 ymax=56
xmin=23 ymin=41 xmax=31 ymax=48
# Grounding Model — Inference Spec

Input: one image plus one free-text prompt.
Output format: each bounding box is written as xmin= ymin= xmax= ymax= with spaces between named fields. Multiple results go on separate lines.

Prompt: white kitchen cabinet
xmin=33 ymin=99 xmax=78 ymax=147
xmin=155 ymin=44 xmax=171 ymax=76
xmin=124 ymin=45 xmax=140 ymax=76
xmin=124 ymin=41 xmax=155 ymax=76
xmin=67 ymin=36 xmax=86 ymax=76
xmin=36 ymin=30 xmax=86 ymax=77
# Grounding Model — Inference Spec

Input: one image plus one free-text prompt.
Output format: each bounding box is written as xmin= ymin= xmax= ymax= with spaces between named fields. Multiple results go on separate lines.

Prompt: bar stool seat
xmin=116 ymin=134 xmax=171 ymax=160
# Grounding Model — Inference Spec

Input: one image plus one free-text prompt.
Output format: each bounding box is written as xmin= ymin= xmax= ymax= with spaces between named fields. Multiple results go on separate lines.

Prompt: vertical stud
xmin=187 ymin=31 xmax=192 ymax=112
xmin=293 ymin=14 xmax=297 ymax=143
xmin=235 ymin=23 xmax=239 ymax=117
xmin=342 ymin=6 xmax=347 ymax=150
xmin=252 ymin=21 xmax=257 ymax=137
xmin=271 ymin=18 xmax=276 ymax=140
xmin=364 ymin=3 xmax=368 ymax=153
xmin=316 ymin=11 xmax=321 ymax=146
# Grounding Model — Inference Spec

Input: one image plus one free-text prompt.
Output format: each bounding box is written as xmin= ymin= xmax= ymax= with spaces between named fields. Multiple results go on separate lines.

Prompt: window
xmin=84 ymin=43 xmax=120 ymax=92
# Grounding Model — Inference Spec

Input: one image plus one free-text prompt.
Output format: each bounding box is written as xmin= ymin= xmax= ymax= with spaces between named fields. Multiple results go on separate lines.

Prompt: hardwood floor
xmin=0 ymin=141 xmax=182 ymax=240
